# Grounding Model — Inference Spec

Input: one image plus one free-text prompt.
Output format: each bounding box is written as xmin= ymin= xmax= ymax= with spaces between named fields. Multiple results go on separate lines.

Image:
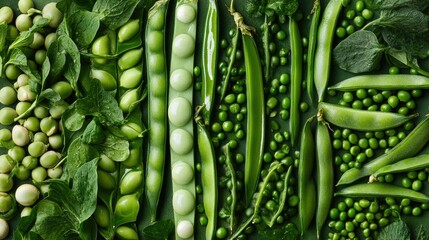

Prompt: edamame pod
xmin=335 ymin=182 xmax=429 ymax=203
xmin=372 ymin=154 xmax=429 ymax=178
xmin=328 ymin=74 xmax=429 ymax=91
xmin=337 ymin=116 xmax=429 ymax=185
xmin=319 ymin=102 xmax=417 ymax=131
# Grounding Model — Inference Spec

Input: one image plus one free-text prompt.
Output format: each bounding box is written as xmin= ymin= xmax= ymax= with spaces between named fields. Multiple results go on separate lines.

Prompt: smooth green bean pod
xmin=200 ymin=0 xmax=218 ymax=125
xmin=328 ymin=74 xmax=429 ymax=91
xmin=298 ymin=117 xmax=316 ymax=237
xmin=319 ymin=102 xmax=417 ymax=131
xmin=289 ymin=16 xmax=303 ymax=147
xmin=145 ymin=0 xmax=169 ymax=222
xmin=335 ymin=182 xmax=429 ymax=203
xmin=242 ymin=31 xmax=265 ymax=206
xmin=337 ymin=116 xmax=429 ymax=186
xmin=372 ymin=154 xmax=429 ymax=179
xmin=314 ymin=0 xmax=342 ymax=102
xmin=196 ymin=121 xmax=218 ymax=240
xmin=315 ymin=116 xmax=333 ymax=240
xmin=306 ymin=0 xmax=320 ymax=105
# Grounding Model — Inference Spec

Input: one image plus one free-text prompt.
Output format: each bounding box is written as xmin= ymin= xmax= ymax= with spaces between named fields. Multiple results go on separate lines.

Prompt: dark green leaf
xmin=75 ymin=80 xmax=124 ymax=126
xmin=46 ymin=40 xmax=66 ymax=79
xmin=374 ymin=8 xmax=429 ymax=34
xmin=94 ymin=132 xmax=129 ymax=162
xmin=255 ymin=222 xmax=299 ymax=240
xmin=68 ymin=10 xmax=100 ymax=47
xmin=378 ymin=220 xmax=411 ymax=240
xmin=142 ymin=220 xmax=174 ymax=240
xmin=374 ymin=0 xmax=429 ymax=10
xmin=82 ymin=119 xmax=106 ymax=144
xmin=334 ymin=30 xmax=386 ymax=73
xmin=266 ymin=0 xmax=299 ymax=16
xmin=62 ymin=106 xmax=86 ymax=132
xmin=57 ymin=35 xmax=81 ymax=94
xmin=79 ymin=217 xmax=98 ymax=240
xmin=93 ymin=0 xmax=140 ymax=30
xmin=8 ymin=18 xmax=49 ymax=51
xmin=34 ymin=214 xmax=79 ymax=240
xmin=66 ymin=138 xmax=98 ymax=178
xmin=416 ymin=225 xmax=429 ymax=240
xmin=382 ymin=28 xmax=429 ymax=59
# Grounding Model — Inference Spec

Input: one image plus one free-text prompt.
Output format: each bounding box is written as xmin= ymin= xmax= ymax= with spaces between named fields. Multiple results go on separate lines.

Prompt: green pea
xmin=401 ymin=178 xmax=412 ymax=188
xmin=412 ymin=180 xmax=423 ymax=191
xmin=31 ymin=167 xmax=47 ymax=182
xmin=98 ymin=170 xmax=116 ymax=190
xmin=116 ymin=226 xmax=139 ymax=240
xmin=397 ymin=90 xmax=411 ymax=102
xmin=94 ymin=204 xmax=110 ymax=229
xmin=120 ymin=171 xmax=143 ymax=195
xmin=388 ymin=66 xmax=399 ymax=74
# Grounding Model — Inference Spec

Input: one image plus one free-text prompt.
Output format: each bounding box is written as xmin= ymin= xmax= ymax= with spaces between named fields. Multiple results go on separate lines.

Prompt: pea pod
xmin=372 ymin=154 xmax=429 ymax=179
xmin=306 ymin=0 xmax=320 ymax=105
xmin=289 ymin=16 xmax=303 ymax=146
xmin=223 ymin=143 xmax=237 ymax=231
xmin=337 ymin=116 xmax=429 ymax=186
xmin=328 ymin=74 xmax=429 ymax=91
xmin=298 ymin=117 xmax=316 ymax=237
xmin=315 ymin=115 xmax=333 ymax=240
xmin=314 ymin=0 xmax=342 ymax=102
xmin=319 ymin=102 xmax=417 ymax=131
xmin=145 ymin=0 xmax=169 ymax=222
xmin=335 ymin=182 xmax=429 ymax=203
xmin=200 ymin=0 xmax=218 ymax=125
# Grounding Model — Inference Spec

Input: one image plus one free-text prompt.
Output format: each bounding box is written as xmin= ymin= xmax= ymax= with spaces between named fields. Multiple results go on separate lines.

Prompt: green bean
xmin=201 ymin=0 xmax=218 ymax=125
xmin=196 ymin=119 xmax=218 ymax=240
xmin=289 ymin=16 xmax=303 ymax=146
xmin=306 ymin=0 xmax=320 ymax=105
xmin=328 ymin=74 xmax=429 ymax=91
xmin=145 ymin=0 xmax=169 ymax=222
xmin=335 ymin=182 xmax=429 ymax=203
xmin=314 ymin=0 xmax=342 ymax=102
xmin=168 ymin=1 xmax=198 ymax=238
xmin=316 ymin=114 xmax=334 ymax=240
xmin=371 ymin=154 xmax=429 ymax=179
xmin=318 ymin=102 xmax=417 ymax=131
xmin=298 ymin=117 xmax=316 ymax=237
xmin=337 ymin=116 xmax=429 ymax=185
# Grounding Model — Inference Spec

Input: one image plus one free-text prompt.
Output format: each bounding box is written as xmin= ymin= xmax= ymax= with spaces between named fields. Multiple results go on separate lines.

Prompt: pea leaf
xmin=416 ymin=225 xmax=429 ymax=240
xmin=94 ymin=131 xmax=129 ymax=162
xmin=334 ymin=30 xmax=386 ymax=73
xmin=66 ymin=138 xmax=99 ymax=178
xmin=8 ymin=18 xmax=49 ymax=51
xmin=68 ymin=10 xmax=100 ymax=48
xmin=82 ymin=119 xmax=106 ymax=144
xmin=46 ymin=40 xmax=66 ymax=79
xmin=93 ymin=0 xmax=140 ymax=30
xmin=255 ymin=222 xmax=299 ymax=240
xmin=378 ymin=220 xmax=411 ymax=240
xmin=75 ymin=80 xmax=124 ymax=126
xmin=57 ymin=35 xmax=81 ymax=95
xmin=266 ymin=0 xmax=299 ymax=17
xmin=142 ymin=220 xmax=174 ymax=240
xmin=373 ymin=0 xmax=429 ymax=10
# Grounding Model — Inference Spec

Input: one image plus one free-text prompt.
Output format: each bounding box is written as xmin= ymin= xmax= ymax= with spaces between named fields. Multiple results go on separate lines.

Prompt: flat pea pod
xmin=224 ymin=143 xmax=237 ymax=231
xmin=298 ymin=117 xmax=316 ymax=237
xmin=242 ymin=32 xmax=265 ymax=205
xmin=335 ymin=182 xmax=429 ymax=203
xmin=315 ymin=117 xmax=334 ymax=240
xmin=200 ymin=0 xmax=218 ymax=125
xmin=319 ymin=102 xmax=417 ymax=131
xmin=372 ymin=154 xmax=429 ymax=179
xmin=289 ymin=16 xmax=303 ymax=146
xmin=145 ymin=0 xmax=169 ymax=222
xmin=306 ymin=0 xmax=320 ymax=105
xmin=337 ymin=116 xmax=429 ymax=185
xmin=196 ymin=122 xmax=218 ymax=240
xmin=269 ymin=163 xmax=293 ymax=227
xmin=328 ymin=74 xmax=429 ymax=91
xmin=314 ymin=0 xmax=342 ymax=102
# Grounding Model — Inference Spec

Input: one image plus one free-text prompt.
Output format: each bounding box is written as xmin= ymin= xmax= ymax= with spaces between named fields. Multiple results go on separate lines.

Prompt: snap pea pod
xmin=219 ymin=25 xmax=239 ymax=102
xmin=200 ymin=0 xmax=218 ymax=125
xmin=289 ymin=16 xmax=303 ymax=147
xmin=314 ymin=0 xmax=342 ymax=102
xmin=223 ymin=143 xmax=237 ymax=231
xmin=145 ymin=0 xmax=169 ymax=222
xmin=306 ymin=0 xmax=320 ymax=105
xmin=315 ymin=114 xmax=333 ymax=240
xmin=328 ymin=74 xmax=429 ymax=91
xmin=337 ymin=116 xmax=429 ymax=186
xmin=318 ymin=102 xmax=417 ymax=131
xmin=372 ymin=154 xmax=429 ymax=179
xmin=167 ymin=1 xmax=198 ymax=239
xmin=196 ymin=119 xmax=218 ymax=240
xmin=335 ymin=182 xmax=429 ymax=203
xmin=298 ymin=117 xmax=316 ymax=237
xmin=269 ymin=162 xmax=293 ymax=227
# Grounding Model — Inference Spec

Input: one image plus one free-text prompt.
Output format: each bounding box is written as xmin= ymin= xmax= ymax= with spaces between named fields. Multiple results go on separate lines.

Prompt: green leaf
xmin=0 ymin=24 xmax=7 ymax=51
xmin=57 ymin=35 xmax=81 ymax=94
xmin=142 ymin=220 xmax=174 ymax=240
xmin=255 ymin=222 xmax=299 ymax=240
xmin=266 ymin=0 xmax=299 ymax=16
xmin=68 ymin=10 xmax=100 ymax=47
xmin=8 ymin=18 xmax=49 ymax=51
xmin=46 ymin=40 xmax=66 ymax=79
xmin=416 ymin=225 xmax=429 ymax=240
xmin=82 ymin=119 xmax=106 ymax=144
xmin=374 ymin=0 xmax=429 ymax=10
xmin=334 ymin=30 xmax=386 ymax=73
xmin=93 ymin=0 xmax=140 ymax=30
xmin=378 ymin=220 xmax=411 ymax=240
xmin=79 ymin=217 xmax=98 ymax=240
xmin=94 ymin=132 xmax=129 ymax=162
xmin=66 ymin=138 xmax=98 ymax=178
xmin=62 ymin=106 xmax=86 ymax=132
xmin=75 ymin=80 xmax=124 ymax=126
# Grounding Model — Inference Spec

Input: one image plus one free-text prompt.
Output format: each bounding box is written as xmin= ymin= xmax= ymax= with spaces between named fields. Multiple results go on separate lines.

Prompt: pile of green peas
xmin=331 ymin=125 xmax=414 ymax=173
xmin=335 ymin=0 xmax=374 ymax=39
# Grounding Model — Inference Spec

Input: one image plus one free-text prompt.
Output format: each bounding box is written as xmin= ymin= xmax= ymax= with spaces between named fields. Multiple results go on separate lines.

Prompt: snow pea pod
xmin=337 ymin=116 xmax=429 ymax=185
xmin=328 ymin=74 xmax=429 ymax=91
xmin=335 ymin=182 xmax=429 ymax=203
xmin=224 ymin=143 xmax=237 ymax=231
xmin=372 ymin=154 xmax=429 ymax=179
xmin=315 ymin=115 xmax=333 ymax=240
xmin=289 ymin=16 xmax=303 ymax=147
xmin=319 ymin=102 xmax=417 ymax=131
xmin=145 ymin=0 xmax=169 ymax=222
xmin=314 ymin=0 xmax=342 ymax=102
xmin=306 ymin=0 xmax=320 ymax=105
xmin=298 ymin=117 xmax=316 ymax=237
xmin=200 ymin=0 xmax=218 ymax=125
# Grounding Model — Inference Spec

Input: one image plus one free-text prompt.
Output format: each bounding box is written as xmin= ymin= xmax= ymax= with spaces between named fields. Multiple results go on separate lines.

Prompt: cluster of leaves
xmin=334 ymin=0 xmax=429 ymax=76
xmin=378 ymin=218 xmax=429 ymax=240
xmin=245 ymin=0 xmax=299 ymax=22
